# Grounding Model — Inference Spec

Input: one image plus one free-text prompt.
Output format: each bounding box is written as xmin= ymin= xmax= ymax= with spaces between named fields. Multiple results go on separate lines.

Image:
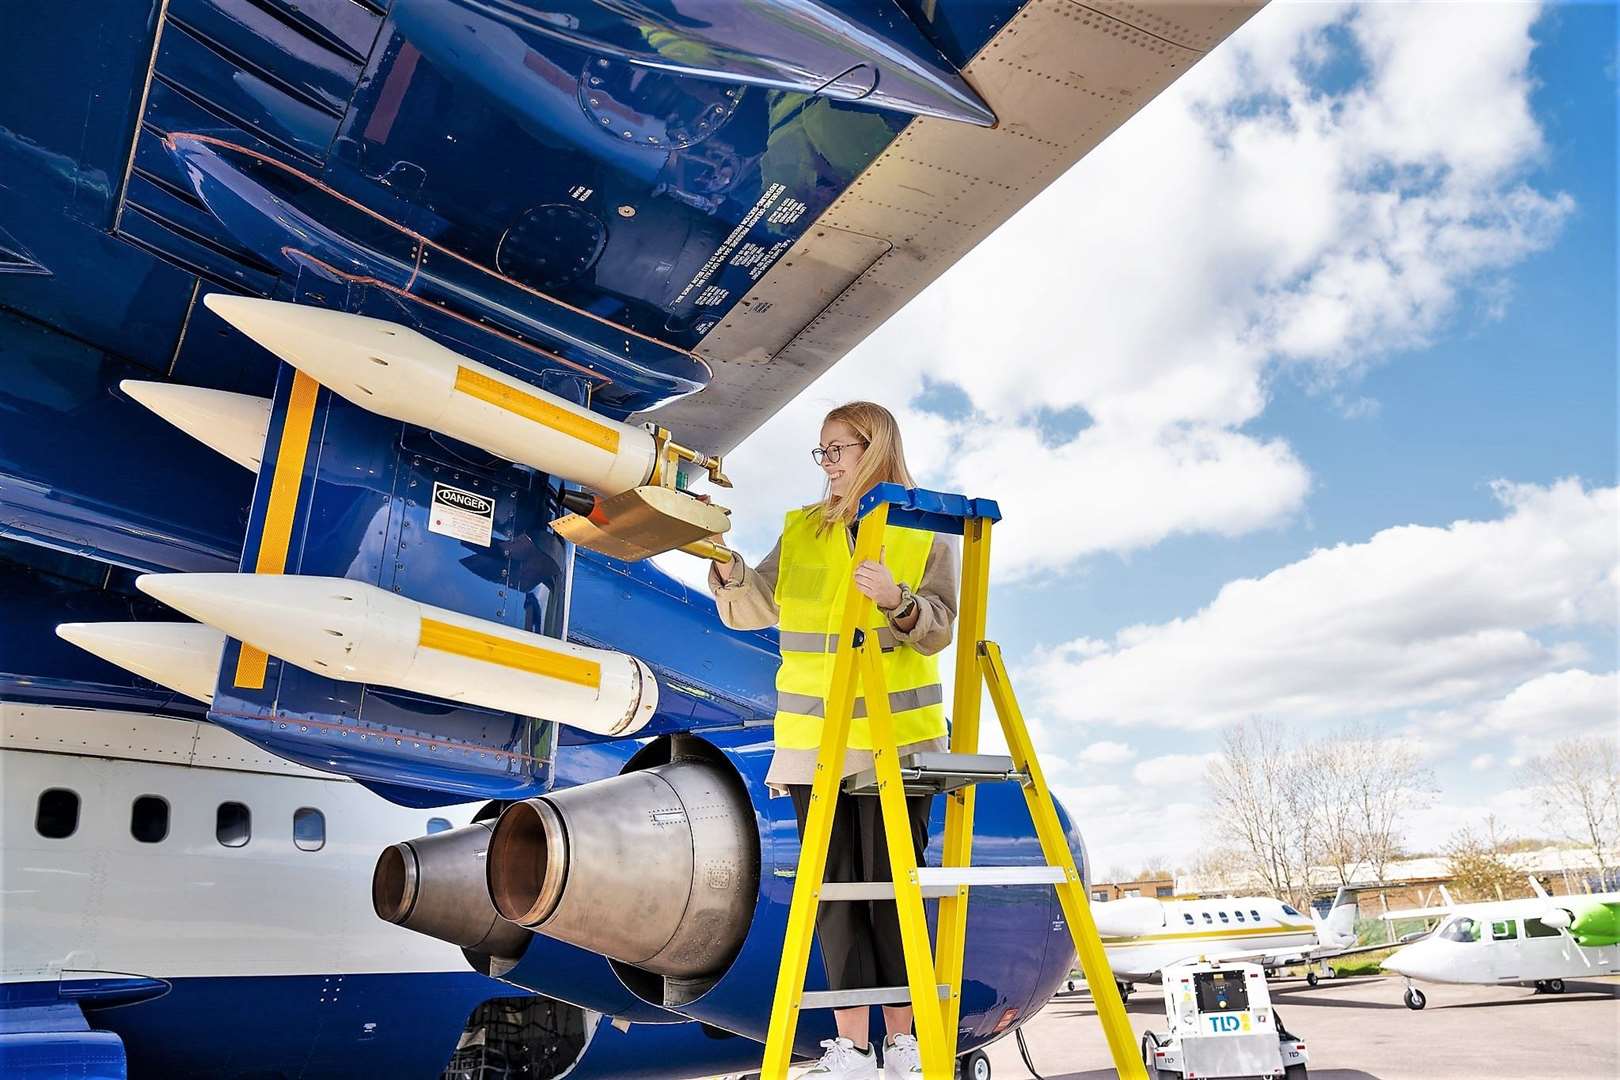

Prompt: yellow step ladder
xmin=760 ymin=485 xmax=1146 ymax=1079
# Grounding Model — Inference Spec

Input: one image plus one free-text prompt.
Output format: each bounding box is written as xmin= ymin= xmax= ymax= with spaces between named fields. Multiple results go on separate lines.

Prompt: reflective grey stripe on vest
xmin=778 ymin=627 xmax=899 ymax=654
xmin=776 ymin=683 xmax=944 ymax=719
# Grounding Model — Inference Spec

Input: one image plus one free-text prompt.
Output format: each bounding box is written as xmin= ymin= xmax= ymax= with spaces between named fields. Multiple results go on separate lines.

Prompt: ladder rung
xmin=819 ymin=865 xmax=1069 ymax=900
xmin=799 ymin=985 xmax=950 ymax=1009
xmin=843 ymin=752 xmax=1026 ymax=796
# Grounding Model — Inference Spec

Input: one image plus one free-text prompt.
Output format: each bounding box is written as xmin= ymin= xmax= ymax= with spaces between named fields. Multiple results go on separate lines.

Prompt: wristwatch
xmin=886 ymin=582 xmax=918 ymax=621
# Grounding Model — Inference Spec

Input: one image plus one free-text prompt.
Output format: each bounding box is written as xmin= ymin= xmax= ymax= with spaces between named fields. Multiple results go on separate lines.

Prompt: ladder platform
xmin=799 ymin=985 xmax=951 ymax=1009
xmin=843 ymin=752 xmax=1025 ymax=796
xmin=856 ymin=482 xmax=1002 ymax=534
xmin=820 ymin=865 xmax=1068 ymax=901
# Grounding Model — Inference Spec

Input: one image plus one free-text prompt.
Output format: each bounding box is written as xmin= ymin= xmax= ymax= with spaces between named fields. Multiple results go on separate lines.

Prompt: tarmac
xmin=980 ymin=974 xmax=1620 ymax=1080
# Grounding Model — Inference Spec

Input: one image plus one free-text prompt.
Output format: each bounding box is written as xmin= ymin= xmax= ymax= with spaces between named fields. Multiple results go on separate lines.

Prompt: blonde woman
xmin=708 ymin=401 xmax=957 ymax=1079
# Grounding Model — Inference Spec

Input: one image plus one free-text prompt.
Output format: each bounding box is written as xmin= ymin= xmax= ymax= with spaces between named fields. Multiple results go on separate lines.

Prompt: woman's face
xmin=818 ymin=420 xmax=865 ymax=498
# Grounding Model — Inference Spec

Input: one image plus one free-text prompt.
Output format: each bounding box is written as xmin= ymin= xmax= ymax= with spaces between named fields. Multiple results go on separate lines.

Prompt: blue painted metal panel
xmin=0 ymin=310 xmax=252 ymax=573
xmin=166 ymin=0 xmax=363 ymax=118
xmin=154 ymin=15 xmax=343 ymax=164
xmin=0 ymin=555 xmax=208 ymax=720
xmin=203 ymin=363 xmax=562 ymax=802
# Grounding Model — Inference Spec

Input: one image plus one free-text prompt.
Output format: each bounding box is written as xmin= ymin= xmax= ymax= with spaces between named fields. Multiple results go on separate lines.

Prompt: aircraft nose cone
xmin=1541 ymin=907 xmax=1574 ymax=930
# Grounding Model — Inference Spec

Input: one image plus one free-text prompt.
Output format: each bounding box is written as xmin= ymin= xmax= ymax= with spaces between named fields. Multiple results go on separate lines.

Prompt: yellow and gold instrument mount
xmin=551 ymin=426 xmax=737 ymax=565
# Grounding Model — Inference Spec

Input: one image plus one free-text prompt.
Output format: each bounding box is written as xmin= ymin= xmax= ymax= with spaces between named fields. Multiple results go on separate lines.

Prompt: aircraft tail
xmin=1315 ymin=887 xmax=1359 ymax=948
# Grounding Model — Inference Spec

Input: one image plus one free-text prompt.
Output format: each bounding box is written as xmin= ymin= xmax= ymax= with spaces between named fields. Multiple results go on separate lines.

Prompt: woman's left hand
xmin=853 ymin=558 xmax=902 ymax=610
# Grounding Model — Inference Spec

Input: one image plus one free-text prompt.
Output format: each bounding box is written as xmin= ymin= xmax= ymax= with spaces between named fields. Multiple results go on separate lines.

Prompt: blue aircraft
xmin=0 ymin=2 xmax=1259 ymax=1077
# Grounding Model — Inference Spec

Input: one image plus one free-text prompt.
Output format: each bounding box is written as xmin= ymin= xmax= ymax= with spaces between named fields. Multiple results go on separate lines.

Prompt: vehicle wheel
xmin=959 ymin=1048 xmax=991 ymax=1080
xmin=1306 ymin=971 xmax=1319 ymax=987
xmin=1404 ymin=987 xmax=1426 ymax=1010
xmin=1546 ymin=978 xmax=1565 ymax=994
xmin=1324 ymin=966 xmax=1338 ymax=979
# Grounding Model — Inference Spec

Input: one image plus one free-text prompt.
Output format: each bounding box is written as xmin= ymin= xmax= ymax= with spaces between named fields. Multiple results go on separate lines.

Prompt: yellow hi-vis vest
xmin=772 ymin=506 xmax=947 ymax=751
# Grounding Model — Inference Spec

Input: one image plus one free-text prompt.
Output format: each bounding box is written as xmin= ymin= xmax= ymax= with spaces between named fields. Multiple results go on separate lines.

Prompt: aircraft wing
xmin=641 ymin=1 xmax=1266 ymax=452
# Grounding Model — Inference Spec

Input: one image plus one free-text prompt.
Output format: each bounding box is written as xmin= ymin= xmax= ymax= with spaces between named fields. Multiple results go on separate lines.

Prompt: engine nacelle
xmin=487 ymin=739 xmax=759 ymax=980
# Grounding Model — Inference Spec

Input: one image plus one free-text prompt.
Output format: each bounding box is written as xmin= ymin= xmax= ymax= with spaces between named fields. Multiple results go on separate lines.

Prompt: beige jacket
xmin=708 ymin=524 xmax=959 ymax=793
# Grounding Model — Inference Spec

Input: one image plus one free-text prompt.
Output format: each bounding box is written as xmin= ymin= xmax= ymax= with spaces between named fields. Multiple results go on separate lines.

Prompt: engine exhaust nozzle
xmin=487 ymin=757 xmax=757 ymax=979
xmin=373 ymin=822 xmax=530 ymax=962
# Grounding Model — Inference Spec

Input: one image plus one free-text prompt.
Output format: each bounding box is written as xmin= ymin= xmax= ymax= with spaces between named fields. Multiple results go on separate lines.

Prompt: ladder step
xmin=819 ymin=865 xmax=1069 ymax=900
xmin=843 ymin=752 xmax=1026 ymax=796
xmin=799 ymin=985 xmax=950 ymax=1009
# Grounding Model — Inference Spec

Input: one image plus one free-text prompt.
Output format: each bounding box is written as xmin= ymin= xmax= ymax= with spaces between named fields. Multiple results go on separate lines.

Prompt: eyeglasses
xmin=811 ymin=441 xmax=867 ymax=465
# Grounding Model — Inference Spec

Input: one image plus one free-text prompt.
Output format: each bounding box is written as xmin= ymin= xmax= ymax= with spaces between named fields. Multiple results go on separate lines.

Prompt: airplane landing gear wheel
xmin=1306 ymin=971 xmax=1319 ymax=987
xmin=1404 ymin=987 xmax=1426 ymax=1010
xmin=1547 ymin=978 xmax=1565 ymax=993
xmin=1116 ymin=979 xmax=1134 ymax=1002
xmin=959 ymin=1049 xmax=991 ymax=1080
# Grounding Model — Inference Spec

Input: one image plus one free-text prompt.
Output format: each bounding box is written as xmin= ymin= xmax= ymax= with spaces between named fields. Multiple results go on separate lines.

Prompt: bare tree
xmin=1206 ymin=720 xmax=1317 ymax=908
xmin=1524 ymin=735 xmax=1620 ymax=878
xmin=1301 ymin=726 xmax=1433 ymax=887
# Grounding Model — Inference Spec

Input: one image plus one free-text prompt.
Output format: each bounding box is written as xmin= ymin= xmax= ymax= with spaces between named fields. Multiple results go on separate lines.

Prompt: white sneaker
xmin=882 ymin=1033 xmax=923 ymax=1077
xmin=805 ymin=1037 xmax=878 ymax=1078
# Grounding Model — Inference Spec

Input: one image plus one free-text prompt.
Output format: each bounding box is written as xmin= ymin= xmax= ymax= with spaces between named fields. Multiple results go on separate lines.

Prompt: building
xmin=1175 ymin=846 xmax=1613 ymax=915
xmin=1089 ymin=876 xmax=1177 ymax=903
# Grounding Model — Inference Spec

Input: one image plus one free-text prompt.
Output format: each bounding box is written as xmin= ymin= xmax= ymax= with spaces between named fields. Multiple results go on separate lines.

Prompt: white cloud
xmin=1077 ymin=740 xmax=1137 ymax=766
xmin=701 ymin=3 xmax=1569 ymax=582
xmin=1132 ymin=753 xmax=1219 ymax=788
xmin=1469 ymin=753 xmax=1496 ymax=772
xmin=1479 ymin=669 xmax=1618 ymax=735
xmin=1025 ymin=480 xmax=1617 ymax=730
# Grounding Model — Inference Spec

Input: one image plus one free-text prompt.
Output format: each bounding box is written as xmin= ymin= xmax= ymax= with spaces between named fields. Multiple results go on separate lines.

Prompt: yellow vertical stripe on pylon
xmin=453 ymin=365 xmax=620 ymax=453
xmin=233 ymin=370 xmax=319 ymax=689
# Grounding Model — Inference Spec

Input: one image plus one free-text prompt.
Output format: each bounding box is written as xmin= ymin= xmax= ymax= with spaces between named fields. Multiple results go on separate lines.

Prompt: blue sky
xmin=677 ymin=2 xmax=1618 ymax=871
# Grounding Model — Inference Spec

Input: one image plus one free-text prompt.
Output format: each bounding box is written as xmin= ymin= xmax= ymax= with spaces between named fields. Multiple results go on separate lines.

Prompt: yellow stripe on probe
xmin=453 ymin=366 xmax=620 ymax=453
xmin=235 ymin=370 xmax=320 ymax=688
xmin=419 ymin=618 xmax=602 ymax=690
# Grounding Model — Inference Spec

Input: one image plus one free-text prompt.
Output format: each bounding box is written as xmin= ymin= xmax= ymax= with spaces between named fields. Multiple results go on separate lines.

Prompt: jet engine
xmin=486 ymin=738 xmax=759 ymax=981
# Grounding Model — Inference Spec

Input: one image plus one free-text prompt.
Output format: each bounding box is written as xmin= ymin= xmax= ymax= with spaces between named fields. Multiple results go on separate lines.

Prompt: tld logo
xmin=1208 ymin=1015 xmax=1242 ymax=1033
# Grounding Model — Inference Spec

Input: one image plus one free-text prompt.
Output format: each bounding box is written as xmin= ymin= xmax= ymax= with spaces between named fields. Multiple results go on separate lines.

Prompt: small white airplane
xmin=1089 ymin=889 xmax=1368 ymax=999
xmin=1380 ymin=878 xmax=1620 ymax=1009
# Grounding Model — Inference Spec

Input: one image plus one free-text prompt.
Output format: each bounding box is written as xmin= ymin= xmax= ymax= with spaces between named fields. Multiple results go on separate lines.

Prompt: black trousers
xmin=788 ymin=784 xmax=934 ymax=993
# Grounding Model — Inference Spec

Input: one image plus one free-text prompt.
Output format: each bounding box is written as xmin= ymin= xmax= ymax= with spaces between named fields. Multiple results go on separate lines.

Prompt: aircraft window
xmin=1184 ymin=914 xmax=1195 ymax=926
xmin=216 ymin=802 xmax=251 ymax=848
xmin=1490 ymin=920 xmax=1518 ymax=941
xmin=1281 ymin=904 xmax=1302 ymax=917
xmin=1234 ymin=910 xmax=1245 ymax=922
xmin=293 ymin=807 xmax=325 ymax=852
xmin=131 ymin=795 xmax=169 ymax=843
xmin=1251 ymin=909 xmax=1262 ymax=921
xmin=426 ymin=817 xmax=453 ymax=835
xmin=1218 ymin=911 xmax=1230 ymax=923
xmin=1524 ymin=917 xmax=1563 ymax=939
xmin=36 ymin=788 xmax=80 ymax=839
xmin=1439 ymin=917 xmax=1480 ymax=943
xmin=1202 ymin=912 xmax=1213 ymax=924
